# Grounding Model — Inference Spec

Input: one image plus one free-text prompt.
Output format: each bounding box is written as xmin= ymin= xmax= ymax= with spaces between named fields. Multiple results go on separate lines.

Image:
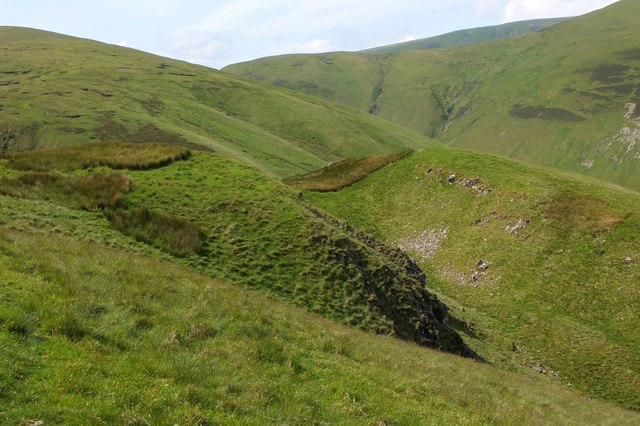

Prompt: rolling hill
xmin=304 ymin=146 xmax=640 ymax=410
xmin=0 ymin=27 xmax=432 ymax=178
xmin=2 ymin=17 xmax=640 ymax=423
xmin=225 ymin=0 xmax=640 ymax=192
xmin=3 ymin=144 xmax=638 ymax=423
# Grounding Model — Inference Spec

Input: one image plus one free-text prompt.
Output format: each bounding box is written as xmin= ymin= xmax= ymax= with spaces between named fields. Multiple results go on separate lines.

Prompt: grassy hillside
xmin=0 ymin=27 xmax=433 ymax=178
xmin=3 ymin=144 xmax=638 ymax=423
xmin=3 ymin=229 xmax=639 ymax=424
xmin=225 ymin=0 xmax=640 ymax=191
xmin=0 ymin=143 xmax=471 ymax=355
xmin=362 ymin=18 xmax=569 ymax=55
xmin=305 ymin=146 xmax=640 ymax=410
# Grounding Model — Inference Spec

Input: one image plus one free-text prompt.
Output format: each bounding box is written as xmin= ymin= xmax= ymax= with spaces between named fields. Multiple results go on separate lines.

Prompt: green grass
xmin=0 ymin=26 xmax=433 ymax=178
xmin=2 ymin=141 xmax=190 ymax=172
xmin=225 ymin=0 xmax=640 ymax=191
xmin=1 ymin=228 xmax=639 ymax=425
xmin=0 ymin=145 xmax=470 ymax=356
xmin=283 ymin=149 xmax=412 ymax=191
xmin=306 ymin=146 xmax=640 ymax=409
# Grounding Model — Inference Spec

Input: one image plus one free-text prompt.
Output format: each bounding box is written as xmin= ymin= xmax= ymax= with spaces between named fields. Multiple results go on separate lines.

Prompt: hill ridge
xmin=225 ymin=0 xmax=640 ymax=192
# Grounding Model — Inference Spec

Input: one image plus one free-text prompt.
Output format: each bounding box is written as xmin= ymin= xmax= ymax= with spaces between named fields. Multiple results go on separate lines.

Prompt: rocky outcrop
xmin=307 ymin=207 xmax=475 ymax=358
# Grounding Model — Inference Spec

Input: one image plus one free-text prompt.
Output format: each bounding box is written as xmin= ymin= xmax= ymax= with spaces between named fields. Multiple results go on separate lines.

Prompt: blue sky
xmin=1 ymin=0 xmax=619 ymax=68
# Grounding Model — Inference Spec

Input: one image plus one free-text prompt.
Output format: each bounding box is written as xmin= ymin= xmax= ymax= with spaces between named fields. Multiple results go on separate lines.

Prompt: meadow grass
xmin=307 ymin=146 xmax=640 ymax=409
xmin=0 ymin=172 xmax=130 ymax=210
xmin=0 ymin=26 xmax=433 ymax=178
xmin=107 ymin=206 xmax=205 ymax=257
xmin=0 ymin=147 xmax=470 ymax=355
xmin=1 ymin=228 xmax=638 ymax=425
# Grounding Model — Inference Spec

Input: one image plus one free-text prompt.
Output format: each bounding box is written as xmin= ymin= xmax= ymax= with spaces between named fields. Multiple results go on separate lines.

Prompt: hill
xmin=225 ymin=0 xmax=640 ymax=191
xmin=304 ymin=146 xmax=640 ymax=409
xmin=0 ymin=27 xmax=432 ymax=178
xmin=2 ymin=20 xmax=640 ymax=422
xmin=0 ymin=143 xmax=471 ymax=356
xmin=362 ymin=18 xmax=569 ymax=55
xmin=3 ymin=144 xmax=639 ymax=423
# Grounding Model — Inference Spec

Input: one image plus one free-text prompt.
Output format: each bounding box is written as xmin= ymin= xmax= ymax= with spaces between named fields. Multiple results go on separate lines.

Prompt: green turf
xmin=1 ymin=228 xmax=637 ymax=424
xmin=2 ymin=8 xmax=640 ymax=422
xmin=306 ymin=145 xmax=640 ymax=409
xmin=225 ymin=0 xmax=640 ymax=191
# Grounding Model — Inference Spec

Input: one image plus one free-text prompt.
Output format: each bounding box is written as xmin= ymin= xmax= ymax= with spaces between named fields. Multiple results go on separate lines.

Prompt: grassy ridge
xmin=0 ymin=144 xmax=470 ymax=355
xmin=2 ymin=228 xmax=638 ymax=424
xmin=307 ymin=146 xmax=640 ymax=409
xmin=225 ymin=0 xmax=640 ymax=191
xmin=0 ymin=27 xmax=433 ymax=178
xmin=362 ymin=18 xmax=569 ymax=55
xmin=283 ymin=149 xmax=412 ymax=191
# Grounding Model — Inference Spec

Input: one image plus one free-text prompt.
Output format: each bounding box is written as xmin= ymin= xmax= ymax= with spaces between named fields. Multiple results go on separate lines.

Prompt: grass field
xmin=307 ymin=146 xmax=640 ymax=410
xmin=2 ymin=141 xmax=190 ymax=171
xmin=0 ymin=144 xmax=470 ymax=356
xmin=3 ymin=144 xmax=637 ymax=422
xmin=2 ymin=6 xmax=640 ymax=421
xmin=2 ymin=227 xmax=638 ymax=424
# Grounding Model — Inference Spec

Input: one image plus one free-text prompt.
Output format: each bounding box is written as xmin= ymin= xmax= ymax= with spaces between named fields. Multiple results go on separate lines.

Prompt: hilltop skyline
xmin=1 ymin=0 xmax=618 ymax=68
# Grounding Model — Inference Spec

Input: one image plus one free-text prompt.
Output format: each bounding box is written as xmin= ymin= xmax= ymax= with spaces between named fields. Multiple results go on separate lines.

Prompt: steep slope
xmin=225 ymin=0 xmax=640 ymax=191
xmin=305 ymin=146 xmax=640 ymax=409
xmin=0 ymin=27 xmax=433 ymax=178
xmin=362 ymin=18 xmax=569 ymax=55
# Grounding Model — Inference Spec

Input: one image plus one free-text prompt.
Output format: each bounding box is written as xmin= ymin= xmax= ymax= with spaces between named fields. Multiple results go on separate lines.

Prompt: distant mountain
xmin=362 ymin=18 xmax=570 ymax=55
xmin=225 ymin=0 xmax=640 ymax=192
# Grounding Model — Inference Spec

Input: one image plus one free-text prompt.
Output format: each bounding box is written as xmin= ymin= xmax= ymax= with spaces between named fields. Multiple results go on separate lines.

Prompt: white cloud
xmin=475 ymin=0 xmax=505 ymax=17
xmin=276 ymin=39 xmax=334 ymax=54
xmin=502 ymin=0 xmax=618 ymax=22
xmin=164 ymin=30 xmax=231 ymax=64
xmin=397 ymin=35 xmax=418 ymax=43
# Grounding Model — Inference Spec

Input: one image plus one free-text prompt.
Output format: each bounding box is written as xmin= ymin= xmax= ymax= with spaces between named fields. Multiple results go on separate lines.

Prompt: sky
xmin=1 ymin=0 xmax=619 ymax=69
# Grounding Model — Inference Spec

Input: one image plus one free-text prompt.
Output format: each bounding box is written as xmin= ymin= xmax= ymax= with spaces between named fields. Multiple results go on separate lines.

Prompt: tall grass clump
xmin=107 ymin=206 xmax=204 ymax=257
xmin=0 ymin=172 xmax=131 ymax=210
xmin=284 ymin=149 xmax=412 ymax=191
xmin=2 ymin=141 xmax=190 ymax=172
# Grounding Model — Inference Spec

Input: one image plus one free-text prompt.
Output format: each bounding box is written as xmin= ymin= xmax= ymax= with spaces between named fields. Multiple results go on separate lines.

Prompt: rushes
xmin=0 ymin=172 xmax=131 ymax=210
xmin=107 ymin=207 xmax=204 ymax=257
xmin=2 ymin=141 xmax=190 ymax=172
xmin=284 ymin=149 xmax=412 ymax=192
